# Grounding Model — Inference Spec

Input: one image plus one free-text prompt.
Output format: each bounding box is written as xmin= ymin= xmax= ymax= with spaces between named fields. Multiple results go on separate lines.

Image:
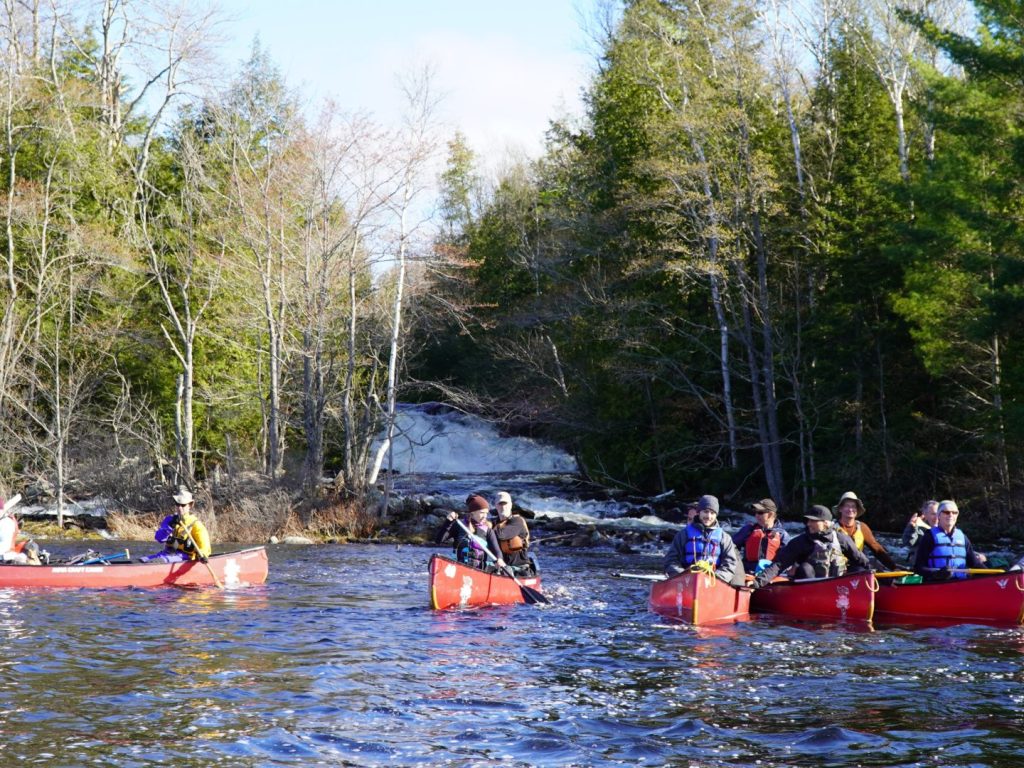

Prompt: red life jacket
xmin=744 ymin=526 xmax=782 ymax=563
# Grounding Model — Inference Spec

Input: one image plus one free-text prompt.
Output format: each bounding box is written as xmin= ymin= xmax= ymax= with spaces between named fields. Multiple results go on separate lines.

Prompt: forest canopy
xmin=2 ymin=0 xmax=1022 ymax=532
xmin=414 ymin=0 xmax=1024 ymax=529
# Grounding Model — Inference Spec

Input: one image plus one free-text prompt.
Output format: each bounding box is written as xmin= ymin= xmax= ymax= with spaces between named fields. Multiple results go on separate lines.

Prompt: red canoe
xmin=648 ymin=571 xmax=751 ymax=626
xmin=429 ymin=553 xmax=543 ymax=610
xmin=750 ymin=571 xmax=877 ymax=623
xmin=0 ymin=547 xmax=268 ymax=588
xmin=874 ymin=571 xmax=1024 ymax=625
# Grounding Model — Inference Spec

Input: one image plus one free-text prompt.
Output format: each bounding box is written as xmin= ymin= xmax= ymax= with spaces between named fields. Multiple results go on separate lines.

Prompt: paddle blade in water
xmin=520 ymin=584 xmax=550 ymax=605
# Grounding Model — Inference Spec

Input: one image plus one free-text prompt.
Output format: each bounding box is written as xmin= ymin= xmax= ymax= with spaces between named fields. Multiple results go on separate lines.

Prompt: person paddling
xmin=492 ymin=491 xmax=535 ymax=576
xmin=834 ymin=491 xmax=898 ymax=570
xmin=436 ymin=494 xmax=505 ymax=572
xmin=912 ymin=499 xmax=987 ymax=580
xmin=752 ymin=505 xmax=871 ymax=588
xmin=663 ymin=494 xmax=743 ymax=586
xmin=139 ymin=487 xmax=212 ymax=564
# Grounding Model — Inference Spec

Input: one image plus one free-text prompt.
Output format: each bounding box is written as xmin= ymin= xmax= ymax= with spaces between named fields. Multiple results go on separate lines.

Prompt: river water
xmin=3 ymin=541 xmax=1023 ymax=768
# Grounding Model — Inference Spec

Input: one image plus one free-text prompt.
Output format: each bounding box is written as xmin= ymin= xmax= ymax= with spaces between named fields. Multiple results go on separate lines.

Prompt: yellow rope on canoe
xmin=688 ymin=560 xmax=717 ymax=585
xmin=689 ymin=560 xmax=716 ymax=576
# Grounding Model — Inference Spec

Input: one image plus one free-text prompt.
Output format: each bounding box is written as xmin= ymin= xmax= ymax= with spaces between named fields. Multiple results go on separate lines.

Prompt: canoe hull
xmin=429 ymin=553 xmax=543 ymax=610
xmin=648 ymin=571 xmax=751 ymax=626
xmin=874 ymin=571 xmax=1024 ymax=625
xmin=0 ymin=547 xmax=268 ymax=588
xmin=751 ymin=571 xmax=876 ymax=623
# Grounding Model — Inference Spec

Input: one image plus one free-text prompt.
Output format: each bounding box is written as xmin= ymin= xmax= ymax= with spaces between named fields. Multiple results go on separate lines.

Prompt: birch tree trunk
xmin=375 ymin=69 xmax=438 ymax=517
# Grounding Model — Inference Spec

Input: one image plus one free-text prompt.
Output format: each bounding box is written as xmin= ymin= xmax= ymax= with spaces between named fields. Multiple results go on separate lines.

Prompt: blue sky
xmin=216 ymin=1 xmax=600 ymax=164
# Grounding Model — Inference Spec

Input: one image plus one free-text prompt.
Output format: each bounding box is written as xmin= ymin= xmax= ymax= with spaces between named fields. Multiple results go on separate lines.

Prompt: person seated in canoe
xmin=684 ymin=500 xmax=699 ymax=525
xmin=833 ymin=491 xmax=898 ymax=570
xmin=0 ymin=495 xmax=41 ymax=565
xmin=752 ymin=505 xmax=871 ymax=588
xmin=139 ymin=487 xmax=212 ymax=564
xmin=663 ymin=494 xmax=744 ymax=586
xmin=902 ymin=499 xmax=939 ymax=565
xmin=731 ymin=498 xmax=790 ymax=575
xmin=435 ymin=494 xmax=505 ymax=572
xmin=912 ymin=499 xmax=988 ymax=580
xmin=492 ymin=491 xmax=535 ymax=577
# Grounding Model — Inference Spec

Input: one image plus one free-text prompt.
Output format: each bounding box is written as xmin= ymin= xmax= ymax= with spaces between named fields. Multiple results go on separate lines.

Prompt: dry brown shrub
xmin=100 ymin=483 xmax=380 ymax=545
xmin=214 ymin=488 xmax=293 ymax=542
xmin=106 ymin=511 xmax=164 ymax=541
xmin=294 ymin=498 xmax=379 ymax=541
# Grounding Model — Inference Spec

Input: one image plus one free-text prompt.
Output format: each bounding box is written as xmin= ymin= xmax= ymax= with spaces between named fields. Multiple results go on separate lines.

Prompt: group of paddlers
xmin=435 ymin=491 xmax=537 ymax=577
xmin=0 ymin=486 xmax=212 ymax=566
xmin=663 ymin=491 xmax=1024 ymax=588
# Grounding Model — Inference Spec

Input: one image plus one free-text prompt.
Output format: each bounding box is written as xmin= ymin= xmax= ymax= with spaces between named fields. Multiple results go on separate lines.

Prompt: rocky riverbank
xmin=368 ymin=491 xmax=733 ymax=554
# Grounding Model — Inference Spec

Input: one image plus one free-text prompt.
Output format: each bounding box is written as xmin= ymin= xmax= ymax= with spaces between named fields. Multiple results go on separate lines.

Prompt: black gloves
xmin=199 ymin=555 xmax=209 ymax=564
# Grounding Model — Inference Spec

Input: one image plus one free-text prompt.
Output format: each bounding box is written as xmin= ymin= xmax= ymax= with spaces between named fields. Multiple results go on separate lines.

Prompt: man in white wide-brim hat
xmin=833 ymin=491 xmax=898 ymax=570
xmin=139 ymin=486 xmax=212 ymax=564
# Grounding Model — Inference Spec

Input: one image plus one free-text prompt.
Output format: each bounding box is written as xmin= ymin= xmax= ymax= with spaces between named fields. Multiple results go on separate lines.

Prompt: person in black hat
xmin=752 ymin=504 xmax=871 ymax=588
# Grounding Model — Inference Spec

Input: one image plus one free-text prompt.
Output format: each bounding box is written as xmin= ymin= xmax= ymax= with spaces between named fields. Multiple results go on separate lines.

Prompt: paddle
xmin=880 ymin=568 xmax=1006 ymax=578
xmin=181 ymin=521 xmax=221 ymax=589
xmin=452 ymin=518 xmax=549 ymax=605
xmin=81 ymin=549 xmax=131 ymax=566
xmin=2 ymin=494 xmax=22 ymax=515
xmin=613 ymin=572 xmax=666 ymax=581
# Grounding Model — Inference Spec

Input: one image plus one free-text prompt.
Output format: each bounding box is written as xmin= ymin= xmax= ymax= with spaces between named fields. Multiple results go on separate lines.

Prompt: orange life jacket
xmin=499 ymin=535 xmax=525 ymax=554
xmin=744 ymin=526 xmax=782 ymax=563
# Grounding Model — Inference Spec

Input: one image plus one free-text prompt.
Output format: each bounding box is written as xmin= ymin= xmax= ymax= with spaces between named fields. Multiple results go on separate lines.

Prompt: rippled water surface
xmin=3 ymin=543 xmax=1023 ymax=767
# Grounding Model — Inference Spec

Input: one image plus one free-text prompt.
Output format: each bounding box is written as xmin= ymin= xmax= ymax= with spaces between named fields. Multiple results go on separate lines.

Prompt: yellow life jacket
xmin=838 ymin=520 xmax=865 ymax=551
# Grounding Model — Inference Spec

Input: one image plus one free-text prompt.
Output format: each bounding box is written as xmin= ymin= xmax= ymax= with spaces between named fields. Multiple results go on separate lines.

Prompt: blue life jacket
xmin=683 ymin=523 xmax=723 ymax=567
xmin=927 ymin=527 xmax=968 ymax=578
